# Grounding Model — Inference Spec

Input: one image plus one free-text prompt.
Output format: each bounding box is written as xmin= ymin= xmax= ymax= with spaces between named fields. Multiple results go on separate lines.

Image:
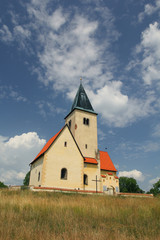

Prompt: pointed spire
xmin=71 ymin=82 xmax=95 ymax=113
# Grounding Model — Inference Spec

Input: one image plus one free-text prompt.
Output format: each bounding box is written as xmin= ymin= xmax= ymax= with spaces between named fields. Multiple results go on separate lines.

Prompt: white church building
xmin=29 ymin=83 xmax=119 ymax=194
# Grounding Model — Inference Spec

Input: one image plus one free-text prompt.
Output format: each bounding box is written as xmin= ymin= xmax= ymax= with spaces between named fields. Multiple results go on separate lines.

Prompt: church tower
xmin=65 ymin=83 xmax=98 ymax=159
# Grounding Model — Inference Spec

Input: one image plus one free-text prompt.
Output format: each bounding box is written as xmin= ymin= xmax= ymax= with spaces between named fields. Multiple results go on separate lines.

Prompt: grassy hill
xmin=0 ymin=190 xmax=160 ymax=240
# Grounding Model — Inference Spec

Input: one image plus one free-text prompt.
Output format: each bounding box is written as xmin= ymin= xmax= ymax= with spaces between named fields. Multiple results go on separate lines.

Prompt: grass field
xmin=0 ymin=190 xmax=160 ymax=240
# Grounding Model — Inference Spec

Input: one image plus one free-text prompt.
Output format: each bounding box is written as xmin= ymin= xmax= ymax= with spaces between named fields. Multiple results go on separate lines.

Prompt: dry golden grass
xmin=0 ymin=190 xmax=160 ymax=240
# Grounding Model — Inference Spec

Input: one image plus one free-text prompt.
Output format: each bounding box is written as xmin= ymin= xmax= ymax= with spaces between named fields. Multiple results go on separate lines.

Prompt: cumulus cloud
xmin=128 ymin=22 xmax=160 ymax=86
xmin=0 ymin=169 xmax=26 ymax=185
xmin=149 ymin=176 xmax=160 ymax=185
xmin=138 ymin=0 xmax=160 ymax=22
xmin=140 ymin=22 xmax=160 ymax=85
xmin=118 ymin=169 xmax=145 ymax=182
xmin=0 ymin=132 xmax=46 ymax=185
xmin=90 ymin=82 xmax=156 ymax=127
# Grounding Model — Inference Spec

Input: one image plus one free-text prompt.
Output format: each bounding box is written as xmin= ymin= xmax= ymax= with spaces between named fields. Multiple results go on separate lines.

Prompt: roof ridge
xmin=30 ymin=126 xmax=65 ymax=164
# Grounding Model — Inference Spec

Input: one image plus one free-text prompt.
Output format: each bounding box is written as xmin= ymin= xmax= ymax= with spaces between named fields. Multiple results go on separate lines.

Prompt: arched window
xmin=61 ymin=168 xmax=67 ymax=180
xmin=84 ymin=174 xmax=88 ymax=185
xmin=38 ymin=172 xmax=40 ymax=181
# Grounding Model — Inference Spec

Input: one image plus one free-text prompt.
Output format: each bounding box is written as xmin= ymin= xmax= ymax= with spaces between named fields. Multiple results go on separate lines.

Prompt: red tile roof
xmin=31 ymin=127 xmax=64 ymax=163
xmin=84 ymin=157 xmax=98 ymax=164
xmin=115 ymin=176 xmax=119 ymax=179
xmin=101 ymin=175 xmax=106 ymax=178
xmin=99 ymin=151 xmax=117 ymax=172
xmin=107 ymin=172 xmax=113 ymax=175
xmin=30 ymin=127 xmax=117 ymax=174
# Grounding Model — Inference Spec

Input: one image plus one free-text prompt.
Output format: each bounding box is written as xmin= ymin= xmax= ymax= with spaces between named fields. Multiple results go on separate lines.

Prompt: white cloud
xmin=0 ymin=1 xmax=158 ymax=127
xmin=6 ymin=132 xmax=45 ymax=149
xmin=149 ymin=176 xmax=160 ymax=185
xmin=0 ymin=24 xmax=13 ymax=42
xmin=0 ymin=169 xmax=26 ymax=185
xmin=0 ymin=132 xmax=46 ymax=185
xmin=10 ymin=1 xmax=119 ymax=92
xmin=140 ymin=22 xmax=160 ymax=85
xmin=0 ymin=85 xmax=27 ymax=102
xmin=128 ymin=22 xmax=160 ymax=87
xmin=88 ymin=82 xmax=155 ymax=127
xmin=118 ymin=169 xmax=145 ymax=182
xmin=138 ymin=0 xmax=160 ymax=22
xmin=48 ymin=8 xmax=66 ymax=30
xmin=14 ymin=25 xmax=31 ymax=39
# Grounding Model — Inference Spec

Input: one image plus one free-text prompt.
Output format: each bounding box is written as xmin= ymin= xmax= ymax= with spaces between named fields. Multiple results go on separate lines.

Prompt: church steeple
xmin=65 ymin=81 xmax=98 ymax=159
xmin=71 ymin=83 xmax=95 ymax=114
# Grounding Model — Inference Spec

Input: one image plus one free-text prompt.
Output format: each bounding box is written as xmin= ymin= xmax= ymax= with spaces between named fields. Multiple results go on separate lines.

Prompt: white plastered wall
xmin=101 ymin=170 xmax=119 ymax=193
xmin=29 ymin=156 xmax=43 ymax=187
xmin=65 ymin=109 xmax=98 ymax=159
xmin=42 ymin=126 xmax=84 ymax=189
xmin=84 ymin=162 xmax=102 ymax=192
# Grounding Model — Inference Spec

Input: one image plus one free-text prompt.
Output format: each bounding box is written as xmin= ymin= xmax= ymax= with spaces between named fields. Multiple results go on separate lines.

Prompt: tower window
xmin=61 ymin=168 xmax=67 ymax=180
xmin=83 ymin=118 xmax=89 ymax=125
xmin=64 ymin=141 xmax=67 ymax=147
xmin=84 ymin=174 xmax=88 ymax=185
xmin=85 ymin=144 xmax=87 ymax=149
xmin=69 ymin=120 xmax=71 ymax=128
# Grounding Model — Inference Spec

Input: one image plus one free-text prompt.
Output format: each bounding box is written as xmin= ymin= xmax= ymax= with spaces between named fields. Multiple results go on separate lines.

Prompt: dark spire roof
xmin=71 ymin=83 xmax=95 ymax=113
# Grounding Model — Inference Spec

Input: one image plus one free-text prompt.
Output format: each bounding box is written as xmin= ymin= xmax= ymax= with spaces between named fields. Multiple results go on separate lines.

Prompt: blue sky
xmin=0 ymin=0 xmax=160 ymax=191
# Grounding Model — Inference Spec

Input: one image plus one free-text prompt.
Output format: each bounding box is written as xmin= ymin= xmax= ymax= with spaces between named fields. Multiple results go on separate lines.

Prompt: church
xmin=29 ymin=82 xmax=119 ymax=195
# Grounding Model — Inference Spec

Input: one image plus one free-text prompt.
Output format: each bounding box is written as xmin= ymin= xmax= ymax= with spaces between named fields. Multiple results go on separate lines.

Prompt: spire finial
xmin=80 ymin=77 xmax=82 ymax=84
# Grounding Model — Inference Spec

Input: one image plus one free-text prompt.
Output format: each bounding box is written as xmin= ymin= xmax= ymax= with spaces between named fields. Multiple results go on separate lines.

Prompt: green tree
xmin=23 ymin=171 xmax=30 ymax=186
xmin=0 ymin=181 xmax=8 ymax=188
xmin=119 ymin=177 xmax=144 ymax=193
xmin=147 ymin=179 xmax=160 ymax=196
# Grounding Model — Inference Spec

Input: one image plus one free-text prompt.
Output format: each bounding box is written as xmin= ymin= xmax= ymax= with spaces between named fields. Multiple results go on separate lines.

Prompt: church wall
xmin=65 ymin=109 xmax=98 ymax=159
xmin=65 ymin=111 xmax=76 ymax=137
xmin=84 ymin=163 xmax=102 ymax=192
xmin=101 ymin=170 xmax=119 ymax=194
xmin=42 ymin=127 xmax=84 ymax=189
xmin=29 ymin=156 xmax=43 ymax=187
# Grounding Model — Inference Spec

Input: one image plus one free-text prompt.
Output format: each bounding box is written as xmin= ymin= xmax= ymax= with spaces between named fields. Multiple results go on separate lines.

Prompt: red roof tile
xmin=84 ymin=157 xmax=98 ymax=164
xmin=99 ymin=151 xmax=117 ymax=172
xmin=101 ymin=175 xmax=106 ymax=178
xmin=31 ymin=127 xmax=63 ymax=163
xmin=115 ymin=176 xmax=119 ymax=179
xmin=107 ymin=172 xmax=113 ymax=175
